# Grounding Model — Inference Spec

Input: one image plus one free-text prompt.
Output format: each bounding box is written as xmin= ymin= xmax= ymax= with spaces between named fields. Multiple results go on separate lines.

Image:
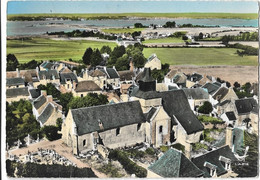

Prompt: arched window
xmin=159 ymin=126 xmax=163 ymax=133
xmin=116 ymin=128 xmax=120 ymax=136
xmin=83 ymin=139 xmax=86 ymax=146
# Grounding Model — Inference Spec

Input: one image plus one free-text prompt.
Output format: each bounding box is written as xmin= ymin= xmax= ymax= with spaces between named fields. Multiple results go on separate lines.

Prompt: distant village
xmin=6 ymin=49 xmax=258 ymax=178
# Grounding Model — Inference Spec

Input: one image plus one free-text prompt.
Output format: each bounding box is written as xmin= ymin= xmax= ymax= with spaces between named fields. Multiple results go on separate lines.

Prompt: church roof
xmin=71 ymin=101 xmax=145 ymax=136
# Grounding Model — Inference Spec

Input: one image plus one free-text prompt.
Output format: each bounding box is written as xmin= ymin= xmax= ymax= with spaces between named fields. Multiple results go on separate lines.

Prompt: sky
xmin=7 ymin=1 xmax=259 ymax=14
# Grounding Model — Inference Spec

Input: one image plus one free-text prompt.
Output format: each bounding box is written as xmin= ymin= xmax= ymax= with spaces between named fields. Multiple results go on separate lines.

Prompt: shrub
xmin=145 ymin=147 xmax=156 ymax=155
xmin=171 ymin=143 xmax=185 ymax=153
xmin=192 ymin=143 xmax=208 ymax=151
xmin=198 ymin=101 xmax=213 ymax=114
xmin=160 ymin=145 xmax=169 ymax=152
xmin=97 ymin=162 xmax=124 ymax=177
xmin=108 ymin=150 xmax=147 ymax=178
xmin=198 ymin=115 xmax=224 ymax=124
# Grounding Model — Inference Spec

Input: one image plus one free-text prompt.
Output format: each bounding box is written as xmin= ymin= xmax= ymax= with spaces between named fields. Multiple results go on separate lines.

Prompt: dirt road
xmin=171 ymin=65 xmax=258 ymax=85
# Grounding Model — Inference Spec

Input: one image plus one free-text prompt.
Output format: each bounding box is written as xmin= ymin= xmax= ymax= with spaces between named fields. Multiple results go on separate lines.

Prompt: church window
xmin=83 ymin=140 xmax=86 ymax=146
xmin=116 ymin=127 xmax=120 ymax=136
xmin=159 ymin=126 xmax=163 ymax=133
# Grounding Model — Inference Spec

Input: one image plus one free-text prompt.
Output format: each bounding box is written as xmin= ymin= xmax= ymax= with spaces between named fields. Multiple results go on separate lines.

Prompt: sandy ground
xmin=8 ymin=139 xmax=107 ymax=178
xmin=171 ymin=65 xmax=259 ymax=85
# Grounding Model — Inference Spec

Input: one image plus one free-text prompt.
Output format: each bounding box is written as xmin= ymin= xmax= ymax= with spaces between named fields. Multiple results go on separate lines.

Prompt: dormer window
xmin=204 ymin=162 xmax=217 ymax=177
xmin=219 ymin=156 xmax=231 ymax=171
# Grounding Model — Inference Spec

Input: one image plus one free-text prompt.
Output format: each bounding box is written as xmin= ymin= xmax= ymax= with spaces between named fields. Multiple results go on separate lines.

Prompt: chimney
xmin=16 ymin=68 xmax=20 ymax=78
xmin=113 ymin=66 xmax=116 ymax=70
xmin=73 ymin=70 xmax=77 ymax=76
xmin=72 ymin=80 xmax=77 ymax=90
xmin=41 ymin=90 xmax=47 ymax=97
xmin=225 ymin=127 xmax=233 ymax=150
xmin=129 ymin=59 xmax=134 ymax=72
xmin=47 ymin=95 xmax=53 ymax=102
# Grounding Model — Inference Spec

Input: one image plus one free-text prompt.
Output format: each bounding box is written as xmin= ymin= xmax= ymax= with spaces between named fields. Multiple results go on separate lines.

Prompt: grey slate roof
xmin=6 ymin=77 xmax=25 ymax=86
xmin=33 ymin=95 xmax=47 ymax=110
xmin=192 ymin=145 xmax=238 ymax=177
xmin=183 ymin=88 xmax=209 ymax=100
xmin=106 ymin=68 xmax=119 ymax=79
xmin=60 ymin=73 xmax=78 ymax=84
xmin=139 ymin=68 xmax=154 ymax=82
xmin=144 ymin=107 xmax=158 ymax=122
xmin=118 ymin=70 xmax=135 ymax=81
xmin=71 ymin=101 xmax=146 ymax=136
xmin=38 ymin=103 xmax=54 ymax=124
xmin=235 ymin=98 xmax=258 ymax=115
xmin=41 ymin=62 xmax=55 ymax=69
xmin=202 ymin=83 xmax=220 ymax=95
xmin=187 ymin=73 xmax=203 ymax=82
xmin=225 ymin=111 xmax=236 ymax=121
xmin=29 ymin=89 xmax=41 ymax=99
xmin=6 ymin=87 xmax=29 ymax=98
xmin=149 ymin=148 xmax=204 ymax=177
xmin=38 ymin=70 xmax=59 ymax=80
xmin=212 ymin=87 xmax=229 ymax=101
xmin=75 ymin=81 xmax=101 ymax=92
xmin=133 ymin=89 xmax=204 ymax=134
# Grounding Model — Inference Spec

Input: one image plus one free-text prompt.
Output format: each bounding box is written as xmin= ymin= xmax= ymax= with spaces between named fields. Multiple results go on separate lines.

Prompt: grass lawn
xmin=101 ymin=28 xmax=144 ymax=34
xmin=143 ymin=47 xmax=258 ymax=66
xmin=143 ymin=37 xmax=185 ymax=44
xmin=7 ymin=38 xmax=116 ymax=63
xmin=8 ymin=13 xmax=258 ymax=20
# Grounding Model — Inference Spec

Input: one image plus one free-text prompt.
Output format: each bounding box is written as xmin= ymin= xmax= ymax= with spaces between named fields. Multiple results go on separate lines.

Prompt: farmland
xmin=143 ymin=47 xmax=258 ymax=66
xmin=7 ymin=38 xmax=116 ymax=62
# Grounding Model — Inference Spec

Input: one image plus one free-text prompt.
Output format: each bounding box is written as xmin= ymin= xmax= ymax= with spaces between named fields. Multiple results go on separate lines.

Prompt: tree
xmin=163 ymin=21 xmax=176 ymax=28
xmin=234 ymin=81 xmax=241 ymax=88
xmin=100 ymin=45 xmax=112 ymax=55
xmin=58 ymin=92 xmax=73 ymax=114
xmin=90 ymin=49 xmax=103 ymax=67
xmin=182 ymin=35 xmax=188 ymax=40
xmin=132 ymin=53 xmax=146 ymax=68
xmin=134 ymin=23 xmax=144 ymax=28
xmin=82 ymin=47 xmax=93 ymax=65
xmin=242 ymin=82 xmax=251 ymax=93
xmin=199 ymin=32 xmax=204 ymax=39
xmin=222 ymin=35 xmax=230 ymax=46
xmin=151 ymin=69 xmax=164 ymax=83
xmin=46 ymin=83 xmax=61 ymax=98
xmin=41 ymin=125 xmax=61 ymax=141
xmin=68 ymin=93 xmax=108 ymax=110
xmin=56 ymin=118 xmax=63 ymax=131
xmin=7 ymin=54 xmax=19 ymax=71
xmin=115 ymin=54 xmax=129 ymax=71
xmin=198 ymin=101 xmax=213 ymax=114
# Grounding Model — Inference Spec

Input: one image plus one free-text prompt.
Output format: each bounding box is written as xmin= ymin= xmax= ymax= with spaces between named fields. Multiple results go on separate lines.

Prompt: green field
xmin=101 ymin=28 xmax=144 ymax=34
xmin=143 ymin=48 xmax=258 ymax=66
xmin=143 ymin=37 xmax=186 ymax=44
xmin=8 ymin=13 xmax=258 ymax=20
xmin=7 ymin=38 xmax=116 ymax=62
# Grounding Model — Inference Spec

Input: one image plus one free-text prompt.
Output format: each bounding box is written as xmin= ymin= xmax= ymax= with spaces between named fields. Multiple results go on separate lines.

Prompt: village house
xmin=234 ymin=97 xmax=258 ymax=134
xmin=148 ymin=148 xmax=204 ymax=178
xmin=185 ymin=73 xmax=203 ymax=88
xmin=40 ymin=61 xmax=59 ymax=71
xmin=220 ymin=111 xmax=237 ymax=127
xmin=192 ymin=145 xmax=238 ymax=178
xmin=72 ymin=80 xmax=102 ymax=97
xmin=164 ymin=69 xmax=187 ymax=88
xmin=35 ymin=67 xmax=60 ymax=87
xmin=32 ymin=91 xmax=63 ymax=126
xmin=28 ymin=88 xmax=41 ymax=100
xmin=130 ymin=68 xmax=204 ymax=157
xmin=80 ymin=67 xmax=120 ymax=90
xmin=61 ymin=101 xmax=146 ymax=155
xmin=6 ymin=68 xmax=39 ymax=85
xmin=182 ymin=88 xmax=210 ymax=113
xmin=144 ymin=54 xmax=161 ymax=70
xmin=6 ymin=87 xmax=29 ymax=103
xmin=211 ymin=86 xmax=238 ymax=106
xmin=6 ymin=77 xmax=26 ymax=89
xmin=202 ymin=82 xmax=222 ymax=95
xmin=59 ymin=71 xmax=78 ymax=93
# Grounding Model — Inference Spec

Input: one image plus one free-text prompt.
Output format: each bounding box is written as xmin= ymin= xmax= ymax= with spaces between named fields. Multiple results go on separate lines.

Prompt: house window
xmin=83 ymin=140 xmax=86 ymax=146
xmin=159 ymin=126 xmax=163 ymax=133
xmin=116 ymin=128 xmax=120 ymax=136
xmin=137 ymin=123 xmax=141 ymax=131
xmin=16 ymin=85 xmax=19 ymax=88
xmin=67 ymin=84 xmax=70 ymax=89
xmin=81 ymin=94 xmax=83 ymax=98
